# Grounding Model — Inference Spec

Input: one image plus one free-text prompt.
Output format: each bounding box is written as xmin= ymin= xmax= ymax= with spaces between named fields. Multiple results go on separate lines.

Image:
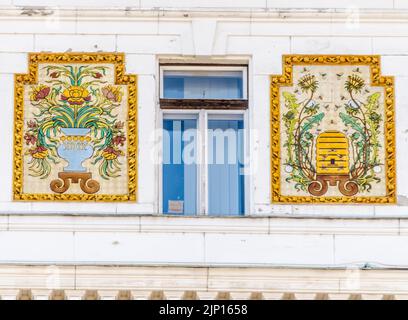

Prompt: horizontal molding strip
xmin=1 ymin=7 xmax=408 ymax=22
xmin=0 ymin=215 xmax=405 ymax=235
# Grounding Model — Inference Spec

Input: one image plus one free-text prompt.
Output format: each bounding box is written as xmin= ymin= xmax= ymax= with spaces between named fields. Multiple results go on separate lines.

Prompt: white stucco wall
xmin=0 ymin=3 xmax=408 ymax=217
xmin=0 ymin=2 xmax=408 ymax=268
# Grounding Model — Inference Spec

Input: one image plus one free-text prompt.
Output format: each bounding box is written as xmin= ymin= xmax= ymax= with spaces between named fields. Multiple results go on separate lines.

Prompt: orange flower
xmin=102 ymin=85 xmax=123 ymax=103
xmin=28 ymin=146 xmax=48 ymax=159
xmin=61 ymin=86 xmax=91 ymax=105
xmin=102 ymin=146 xmax=124 ymax=160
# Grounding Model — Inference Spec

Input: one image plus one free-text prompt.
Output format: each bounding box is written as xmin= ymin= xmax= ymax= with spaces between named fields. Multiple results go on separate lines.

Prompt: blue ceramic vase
xmin=58 ymin=128 xmax=94 ymax=172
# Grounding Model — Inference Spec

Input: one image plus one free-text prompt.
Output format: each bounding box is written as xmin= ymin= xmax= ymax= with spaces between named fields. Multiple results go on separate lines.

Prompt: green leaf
xmin=367 ymin=92 xmax=381 ymax=104
xmin=339 ymin=112 xmax=366 ymax=136
xmin=283 ymin=111 xmax=295 ymax=121
xmin=300 ymin=112 xmax=324 ymax=133
xmin=304 ymin=132 xmax=313 ymax=140
xmin=283 ymin=92 xmax=300 ymax=112
xmin=351 ymin=132 xmax=360 ymax=140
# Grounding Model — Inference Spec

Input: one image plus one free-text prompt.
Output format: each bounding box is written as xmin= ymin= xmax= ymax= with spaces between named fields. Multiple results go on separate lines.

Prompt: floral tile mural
xmin=271 ymin=55 xmax=396 ymax=204
xmin=13 ymin=53 xmax=137 ymax=201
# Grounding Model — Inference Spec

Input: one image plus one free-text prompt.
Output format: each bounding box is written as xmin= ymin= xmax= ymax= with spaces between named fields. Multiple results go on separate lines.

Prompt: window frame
xmin=159 ymin=109 xmax=248 ymax=216
xmin=159 ymin=64 xmax=248 ymax=110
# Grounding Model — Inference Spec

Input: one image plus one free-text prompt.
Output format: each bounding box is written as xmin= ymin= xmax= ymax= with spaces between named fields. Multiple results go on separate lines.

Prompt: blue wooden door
xmin=207 ymin=120 xmax=244 ymax=215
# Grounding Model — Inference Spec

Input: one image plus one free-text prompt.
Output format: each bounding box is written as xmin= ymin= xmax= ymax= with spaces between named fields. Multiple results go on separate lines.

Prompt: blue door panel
xmin=208 ymin=120 xmax=244 ymax=216
xmin=163 ymin=119 xmax=197 ymax=215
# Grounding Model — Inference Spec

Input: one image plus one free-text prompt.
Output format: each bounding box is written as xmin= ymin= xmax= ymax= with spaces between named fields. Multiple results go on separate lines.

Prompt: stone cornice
xmin=1 ymin=265 xmax=408 ymax=299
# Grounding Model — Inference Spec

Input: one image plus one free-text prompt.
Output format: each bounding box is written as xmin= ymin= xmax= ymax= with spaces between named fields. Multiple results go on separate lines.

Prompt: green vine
xmin=283 ymin=74 xmax=324 ymax=191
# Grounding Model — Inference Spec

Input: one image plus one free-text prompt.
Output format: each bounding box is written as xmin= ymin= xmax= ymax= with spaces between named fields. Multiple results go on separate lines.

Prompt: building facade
xmin=0 ymin=0 xmax=408 ymax=299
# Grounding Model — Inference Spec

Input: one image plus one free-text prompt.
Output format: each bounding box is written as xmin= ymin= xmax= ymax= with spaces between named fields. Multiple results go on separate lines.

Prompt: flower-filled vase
xmin=22 ymin=62 xmax=128 ymax=196
xmin=57 ymin=128 xmax=94 ymax=172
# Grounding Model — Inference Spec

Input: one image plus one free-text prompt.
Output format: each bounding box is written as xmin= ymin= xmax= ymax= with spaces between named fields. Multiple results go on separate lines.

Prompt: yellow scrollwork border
xmin=271 ymin=55 xmax=396 ymax=204
xmin=13 ymin=52 xmax=138 ymax=202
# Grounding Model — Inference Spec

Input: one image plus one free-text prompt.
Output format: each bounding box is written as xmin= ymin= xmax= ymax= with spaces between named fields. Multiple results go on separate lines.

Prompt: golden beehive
xmin=316 ymin=131 xmax=349 ymax=175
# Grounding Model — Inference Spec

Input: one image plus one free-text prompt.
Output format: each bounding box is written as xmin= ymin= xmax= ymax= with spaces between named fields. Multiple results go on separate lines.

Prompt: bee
xmin=365 ymin=88 xmax=370 ymax=94
xmin=323 ymin=104 xmax=330 ymax=110
xmin=340 ymin=95 xmax=346 ymax=101
xmin=320 ymin=72 xmax=327 ymax=79
xmin=334 ymin=104 xmax=342 ymax=110
xmin=294 ymin=89 xmax=299 ymax=94
xmin=301 ymin=67 xmax=309 ymax=73
xmin=353 ymin=67 xmax=362 ymax=73
xmin=318 ymin=95 xmax=323 ymax=100
xmin=336 ymin=73 xmax=344 ymax=79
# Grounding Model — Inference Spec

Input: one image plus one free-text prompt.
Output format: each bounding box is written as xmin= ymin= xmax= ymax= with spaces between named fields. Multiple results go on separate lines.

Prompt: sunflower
xmin=298 ymin=74 xmax=318 ymax=93
xmin=345 ymin=74 xmax=365 ymax=93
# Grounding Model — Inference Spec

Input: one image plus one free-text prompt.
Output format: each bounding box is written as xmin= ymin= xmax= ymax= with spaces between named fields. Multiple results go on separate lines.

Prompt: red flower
xmin=114 ymin=121 xmax=125 ymax=130
xmin=29 ymin=146 xmax=48 ymax=159
xmin=27 ymin=120 xmax=38 ymax=129
xmin=112 ymin=135 xmax=126 ymax=146
xmin=49 ymin=71 xmax=60 ymax=78
xmin=93 ymin=72 xmax=103 ymax=79
xmin=24 ymin=133 xmax=37 ymax=145
xmin=29 ymin=146 xmax=46 ymax=155
xmin=30 ymin=85 xmax=50 ymax=101
xmin=102 ymin=146 xmax=124 ymax=160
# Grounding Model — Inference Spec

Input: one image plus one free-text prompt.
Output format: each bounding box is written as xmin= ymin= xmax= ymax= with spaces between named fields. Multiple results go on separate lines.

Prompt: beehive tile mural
xmin=13 ymin=53 xmax=137 ymax=201
xmin=271 ymin=55 xmax=396 ymax=204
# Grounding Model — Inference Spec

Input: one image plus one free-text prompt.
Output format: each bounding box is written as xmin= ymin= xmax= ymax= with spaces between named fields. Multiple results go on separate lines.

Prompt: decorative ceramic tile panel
xmin=271 ymin=55 xmax=396 ymax=204
xmin=13 ymin=53 xmax=137 ymax=201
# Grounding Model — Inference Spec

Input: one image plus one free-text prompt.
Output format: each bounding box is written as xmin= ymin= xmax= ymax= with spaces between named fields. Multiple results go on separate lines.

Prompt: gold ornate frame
xmin=13 ymin=53 xmax=138 ymax=201
xmin=271 ymin=55 xmax=396 ymax=204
